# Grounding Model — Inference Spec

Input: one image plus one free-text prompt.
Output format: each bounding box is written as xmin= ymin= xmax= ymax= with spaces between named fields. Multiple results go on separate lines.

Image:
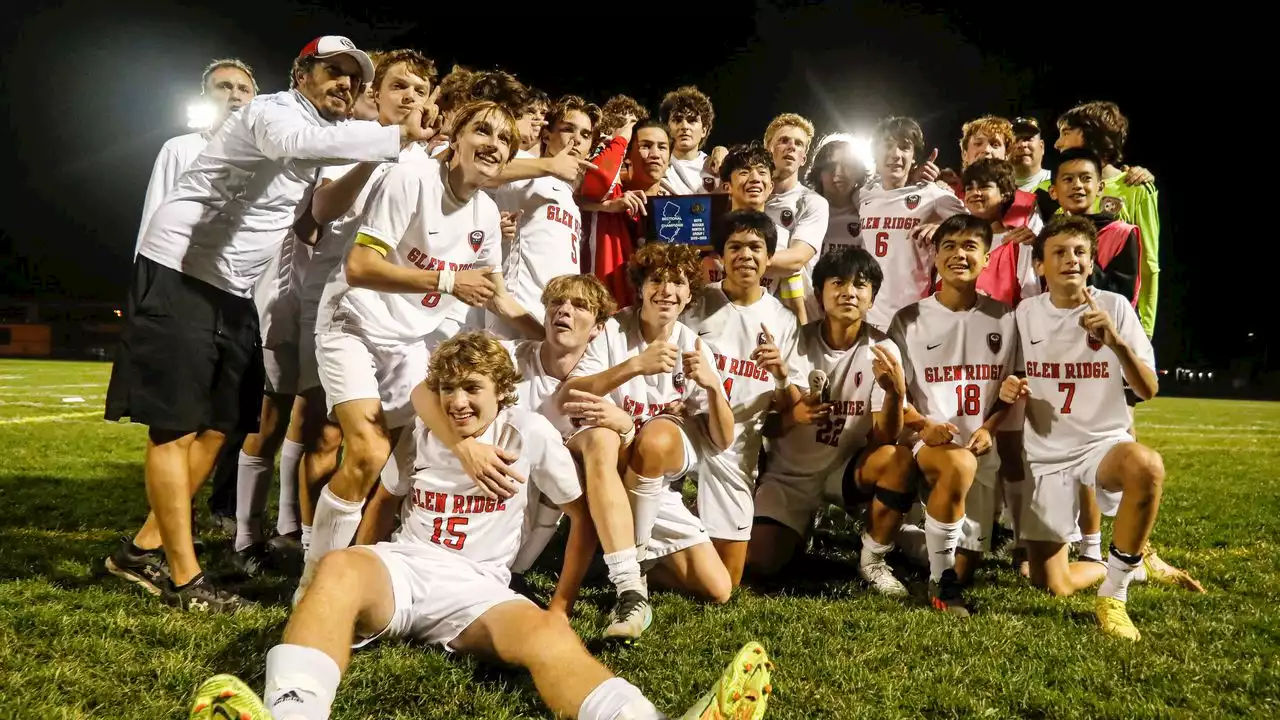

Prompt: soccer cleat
xmin=104 ymin=538 xmax=169 ymax=596
xmin=678 ymin=641 xmax=773 ymax=720
xmin=602 ymin=590 xmax=653 ymax=641
xmin=858 ymin=559 xmax=908 ymax=598
xmin=1140 ymin=543 xmax=1206 ymax=593
xmin=1095 ymin=596 xmax=1141 ymax=641
xmin=163 ymin=574 xmax=249 ymax=613
xmin=928 ymin=569 xmax=971 ymax=618
xmin=231 ymin=543 xmax=273 ymax=579
xmin=189 ymin=674 xmax=270 ymax=720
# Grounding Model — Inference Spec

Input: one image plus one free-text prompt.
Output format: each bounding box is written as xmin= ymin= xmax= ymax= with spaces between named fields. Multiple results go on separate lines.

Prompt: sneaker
xmin=928 ymin=569 xmax=970 ymax=618
xmin=678 ymin=641 xmax=773 ymax=720
xmin=858 ymin=559 xmax=908 ymax=597
xmin=1140 ymin=543 xmax=1206 ymax=593
xmin=189 ymin=674 xmax=270 ymax=720
xmin=231 ymin=543 xmax=273 ymax=578
xmin=1095 ymin=596 xmax=1141 ymax=641
xmin=164 ymin=573 xmax=248 ymax=613
xmin=602 ymin=590 xmax=652 ymax=641
xmin=104 ymin=539 xmax=169 ymax=596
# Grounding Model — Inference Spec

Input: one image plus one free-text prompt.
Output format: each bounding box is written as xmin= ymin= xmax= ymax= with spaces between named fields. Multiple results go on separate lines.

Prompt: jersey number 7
xmin=1058 ymin=382 xmax=1076 ymax=414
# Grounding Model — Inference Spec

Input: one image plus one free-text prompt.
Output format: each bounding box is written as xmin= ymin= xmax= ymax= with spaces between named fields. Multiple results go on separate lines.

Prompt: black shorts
xmin=105 ymin=256 xmax=263 ymax=435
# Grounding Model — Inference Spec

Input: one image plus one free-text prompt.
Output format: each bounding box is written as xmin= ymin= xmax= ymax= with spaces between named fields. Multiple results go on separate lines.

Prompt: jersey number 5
xmin=874 ymin=232 xmax=889 ymax=257
xmin=430 ymin=516 xmax=468 ymax=550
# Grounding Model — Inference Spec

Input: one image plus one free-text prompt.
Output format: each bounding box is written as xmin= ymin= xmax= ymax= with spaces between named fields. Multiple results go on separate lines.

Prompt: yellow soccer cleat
xmin=679 ymin=641 xmax=774 ymax=720
xmin=1142 ymin=543 xmax=1206 ymax=593
xmin=1095 ymin=596 xmax=1141 ymax=642
xmin=189 ymin=674 xmax=271 ymax=720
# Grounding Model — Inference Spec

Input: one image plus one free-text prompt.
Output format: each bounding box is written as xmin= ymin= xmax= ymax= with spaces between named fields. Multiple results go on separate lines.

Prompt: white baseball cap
xmin=297 ymin=35 xmax=375 ymax=86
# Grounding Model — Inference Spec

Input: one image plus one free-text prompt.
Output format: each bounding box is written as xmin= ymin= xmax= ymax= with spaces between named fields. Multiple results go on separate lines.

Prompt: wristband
xmin=438 ymin=269 xmax=456 ymax=294
xmin=780 ymin=273 xmax=805 ymax=300
xmin=619 ymin=424 xmax=636 ymax=446
xmin=774 ymin=374 xmax=790 ymax=390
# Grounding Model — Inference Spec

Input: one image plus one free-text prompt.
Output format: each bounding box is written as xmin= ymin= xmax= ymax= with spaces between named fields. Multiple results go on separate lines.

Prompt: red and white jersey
xmin=1015 ymin=290 xmax=1155 ymax=475
xmin=569 ymin=307 xmax=726 ymax=431
xmin=766 ymin=184 xmax=830 ymax=277
xmin=858 ymin=182 xmax=967 ymax=330
xmin=385 ymin=407 xmax=581 ymax=582
xmin=822 ymin=206 xmax=863 ymax=255
xmin=504 ymin=339 xmax=577 ymax=439
xmin=665 ymin=152 xmax=719 ymax=195
xmin=682 ymin=286 xmax=800 ymax=482
xmin=889 ymin=294 xmax=1018 ymax=464
xmin=768 ymin=322 xmax=899 ymax=482
xmin=317 ymin=156 xmax=502 ymax=344
xmin=491 ymin=175 xmax=582 ymax=325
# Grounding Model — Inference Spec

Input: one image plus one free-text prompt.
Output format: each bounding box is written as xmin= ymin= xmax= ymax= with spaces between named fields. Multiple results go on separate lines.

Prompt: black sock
xmin=1109 ymin=543 xmax=1143 ymax=566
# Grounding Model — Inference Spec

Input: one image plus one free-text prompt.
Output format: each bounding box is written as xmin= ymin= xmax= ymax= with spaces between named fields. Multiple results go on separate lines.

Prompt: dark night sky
xmin=0 ymin=1 xmax=1256 ymax=367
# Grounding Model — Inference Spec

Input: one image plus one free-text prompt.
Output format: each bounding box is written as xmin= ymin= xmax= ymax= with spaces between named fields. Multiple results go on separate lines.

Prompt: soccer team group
xmin=102 ymin=33 xmax=1206 ymax=720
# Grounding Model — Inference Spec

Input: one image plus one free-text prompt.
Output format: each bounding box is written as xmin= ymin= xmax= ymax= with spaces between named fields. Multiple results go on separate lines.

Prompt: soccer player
xmin=888 ymin=214 xmax=1018 ymax=615
xmin=134 ymin=58 xmax=258 ymax=257
xmin=962 ymin=158 xmax=1042 ymax=308
xmin=705 ymin=142 xmax=782 ymax=288
xmin=682 ymin=210 xmax=798 ymax=586
xmin=999 ymin=215 xmax=1170 ymax=640
xmin=186 ymin=333 xmax=773 ymax=720
xmin=959 ymin=115 xmax=1012 ymax=168
xmin=490 ymin=95 xmax=600 ymax=338
xmin=304 ymin=101 xmax=538 ymax=594
xmin=563 ymin=243 xmax=736 ymax=622
xmin=289 ymin=49 xmax=438 ymax=553
xmin=858 ymin=117 xmax=967 ymax=331
xmin=748 ymin=247 xmax=916 ymax=597
xmin=1050 ymin=148 xmax=1141 ymax=304
xmin=105 ymin=35 xmax=430 ymax=610
xmin=660 ymin=86 xmax=719 ymax=195
xmin=516 ymin=86 xmax=550 ymax=156
xmin=762 ymin=113 xmax=830 ymax=325
xmin=806 ymin=136 xmax=869 ymax=254
xmin=1054 ymin=101 xmax=1160 ymax=337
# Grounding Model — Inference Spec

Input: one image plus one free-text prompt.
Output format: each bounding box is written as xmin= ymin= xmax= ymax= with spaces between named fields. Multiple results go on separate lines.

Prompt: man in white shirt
xmin=134 ymin=58 xmax=258 ymax=257
xmin=762 ymin=113 xmax=830 ymax=324
xmin=660 ymin=86 xmax=719 ymax=195
xmin=1010 ymin=117 xmax=1051 ymax=192
xmin=104 ymin=35 xmax=432 ymax=612
xmin=302 ymin=101 xmax=540 ymax=597
xmin=186 ymin=333 xmax=774 ymax=720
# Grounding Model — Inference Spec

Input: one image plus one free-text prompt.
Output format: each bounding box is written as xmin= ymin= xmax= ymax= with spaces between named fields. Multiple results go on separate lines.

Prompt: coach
xmin=105 ymin=35 xmax=434 ymax=611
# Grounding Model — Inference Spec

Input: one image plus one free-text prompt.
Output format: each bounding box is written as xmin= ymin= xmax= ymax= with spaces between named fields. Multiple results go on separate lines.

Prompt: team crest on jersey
xmin=1100 ymin=196 xmax=1124 ymax=215
xmin=468 ymin=230 xmax=484 ymax=252
xmin=780 ymin=209 xmax=795 ymax=227
xmin=702 ymin=176 xmax=717 ymax=191
xmin=847 ymin=222 xmax=859 ymax=236
xmin=987 ymin=332 xmax=1002 ymax=354
xmin=1086 ymin=333 xmax=1103 ymax=351
xmin=854 ymin=371 xmax=863 ymax=388
xmin=905 ymin=194 xmax=921 ymax=210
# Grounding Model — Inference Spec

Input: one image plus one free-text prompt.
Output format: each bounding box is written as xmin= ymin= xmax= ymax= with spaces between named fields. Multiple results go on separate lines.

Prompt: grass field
xmin=1 ymin=358 xmax=1278 ymax=719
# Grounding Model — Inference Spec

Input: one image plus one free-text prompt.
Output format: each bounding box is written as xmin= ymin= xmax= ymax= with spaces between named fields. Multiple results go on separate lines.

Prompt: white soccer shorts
xmin=1020 ymin=439 xmax=1125 ymax=544
xmin=754 ymin=448 xmax=866 ymax=538
xmin=317 ymin=330 xmax=428 ymax=429
xmin=636 ymin=416 xmax=711 ymax=562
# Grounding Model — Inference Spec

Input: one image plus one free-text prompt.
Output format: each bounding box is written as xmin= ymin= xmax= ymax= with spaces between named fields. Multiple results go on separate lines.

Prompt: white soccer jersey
xmin=767 ymin=322 xmax=899 ymax=482
xmin=135 ymin=131 xmax=210 ymax=257
xmin=682 ymin=286 xmax=800 ymax=481
xmin=569 ymin=307 xmax=726 ymax=430
xmin=889 ymin=294 xmax=1017 ymax=445
xmin=384 ymin=407 xmax=581 ymax=580
xmin=492 ymin=175 xmax=582 ymax=325
xmin=766 ymin=184 xmax=830 ymax=279
xmin=822 ymin=206 xmax=863 ymax=255
xmin=1015 ymin=290 xmax=1154 ymax=475
xmin=665 ymin=152 xmax=718 ymax=195
xmin=138 ymin=90 xmax=402 ymax=298
xmin=504 ymin=339 xmax=575 ymax=438
xmin=317 ymin=156 xmax=503 ymax=344
xmin=858 ymin=182 xmax=967 ymax=330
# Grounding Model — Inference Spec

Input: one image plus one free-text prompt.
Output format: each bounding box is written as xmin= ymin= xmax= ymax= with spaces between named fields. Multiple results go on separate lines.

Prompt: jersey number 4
xmin=430 ymin=516 xmax=468 ymax=550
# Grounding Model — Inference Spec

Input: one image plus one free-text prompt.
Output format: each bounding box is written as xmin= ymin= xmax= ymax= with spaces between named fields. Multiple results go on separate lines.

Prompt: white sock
xmin=307 ymin=487 xmax=364 ymax=566
xmin=578 ymin=677 xmax=664 ymax=720
xmin=923 ymin=513 xmax=964 ymax=583
xmin=277 ymin=439 xmax=304 ymax=536
xmin=300 ymin=524 xmax=312 ymax=552
xmin=235 ymin=451 xmax=273 ymax=552
xmin=859 ymin=532 xmax=894 ymax=568
xmin=264 ymin=644 xmax=342 ymax=720
xmin=603 ymin=547 xmax=647 ymax=597
xmin=511 ymin=501 xmax=563 ymax=574
xmin=1077 ymin=532 xmax=1103 ymax=563
xmin=1098 ymin=547 xmax=1142 ymax=602
xmin=628 ymin=474 xmax=665 ymax=561
xmin=1002 ymin=479 xmax=1025 ymax=548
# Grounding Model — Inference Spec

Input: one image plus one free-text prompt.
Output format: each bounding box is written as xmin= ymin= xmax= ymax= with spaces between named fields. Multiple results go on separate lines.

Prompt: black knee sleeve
xmin=873 ymin=485 xmax=915 ymax=513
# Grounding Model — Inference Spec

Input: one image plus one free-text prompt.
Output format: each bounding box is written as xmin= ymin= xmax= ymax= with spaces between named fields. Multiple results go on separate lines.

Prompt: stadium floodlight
xmin=816 ymin=131 xmax=876 ymax=177
xmin=186 ymin=99 xmax=218 ymax=130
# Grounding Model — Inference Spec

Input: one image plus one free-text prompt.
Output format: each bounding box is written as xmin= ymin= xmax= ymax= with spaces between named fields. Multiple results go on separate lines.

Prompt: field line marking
xmin=0 ymin=410 xmax=103 ymax=425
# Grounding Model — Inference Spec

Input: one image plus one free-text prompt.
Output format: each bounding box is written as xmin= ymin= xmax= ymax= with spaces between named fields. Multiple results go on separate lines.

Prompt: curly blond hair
xmin=426 ymin=332 xmax=522 ymax=410
xmin=960 ymin=115 xmax=1014 ymax=165
xmin=628 ymin=243 xmax=705 ymax=305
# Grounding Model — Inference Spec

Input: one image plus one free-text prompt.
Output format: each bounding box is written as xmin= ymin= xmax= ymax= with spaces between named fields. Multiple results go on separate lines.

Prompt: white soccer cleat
xmin=858 ymin=559 xmax=908 ymax=597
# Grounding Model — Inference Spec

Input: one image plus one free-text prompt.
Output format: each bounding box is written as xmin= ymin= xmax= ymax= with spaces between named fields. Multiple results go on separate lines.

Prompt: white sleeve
xmin=356 ymin=163 xmax=421 ymax=250
xmin=568 ymin=327 xmax=611 ymax=379
xmin=791 ymin=194 xmax=830 ymax=253
xmin=1017 ymin=245 xmax=1042 ymax=301
xmin=251 ymin=103 xmax=401 ymax=163
xmin=319 ymin=162 xmax=358 ymax=183
xmin=886 ymin=312 xmax=915 ymax=398
xmin=380 ymin=423 xmax=423 ymax=497
xmin=869 ymin=338 xmax=903 ymax=413
xmin=1111 ymin=293 xmax=1156 ymax=373
xmin=931 ymin=187 xmax=968 ymax=222
xmin=475 ymin=205 xmax=504 ymax=272
xmin=528 ymin=421 xmax=583 ymax=506
xmin=135 ymin=144 xmax=182 ymax=257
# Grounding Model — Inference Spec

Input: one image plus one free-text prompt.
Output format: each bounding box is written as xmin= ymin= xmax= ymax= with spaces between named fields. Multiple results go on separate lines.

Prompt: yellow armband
xmin=779 ymin=273 xmax=806 ymax=300
xmin=354 ymin=232 xmax=391 ymax=257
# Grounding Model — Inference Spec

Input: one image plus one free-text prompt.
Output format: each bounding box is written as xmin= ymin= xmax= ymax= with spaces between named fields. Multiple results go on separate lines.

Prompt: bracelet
xmin=438 ymin=268 xmax=456 ymax=294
